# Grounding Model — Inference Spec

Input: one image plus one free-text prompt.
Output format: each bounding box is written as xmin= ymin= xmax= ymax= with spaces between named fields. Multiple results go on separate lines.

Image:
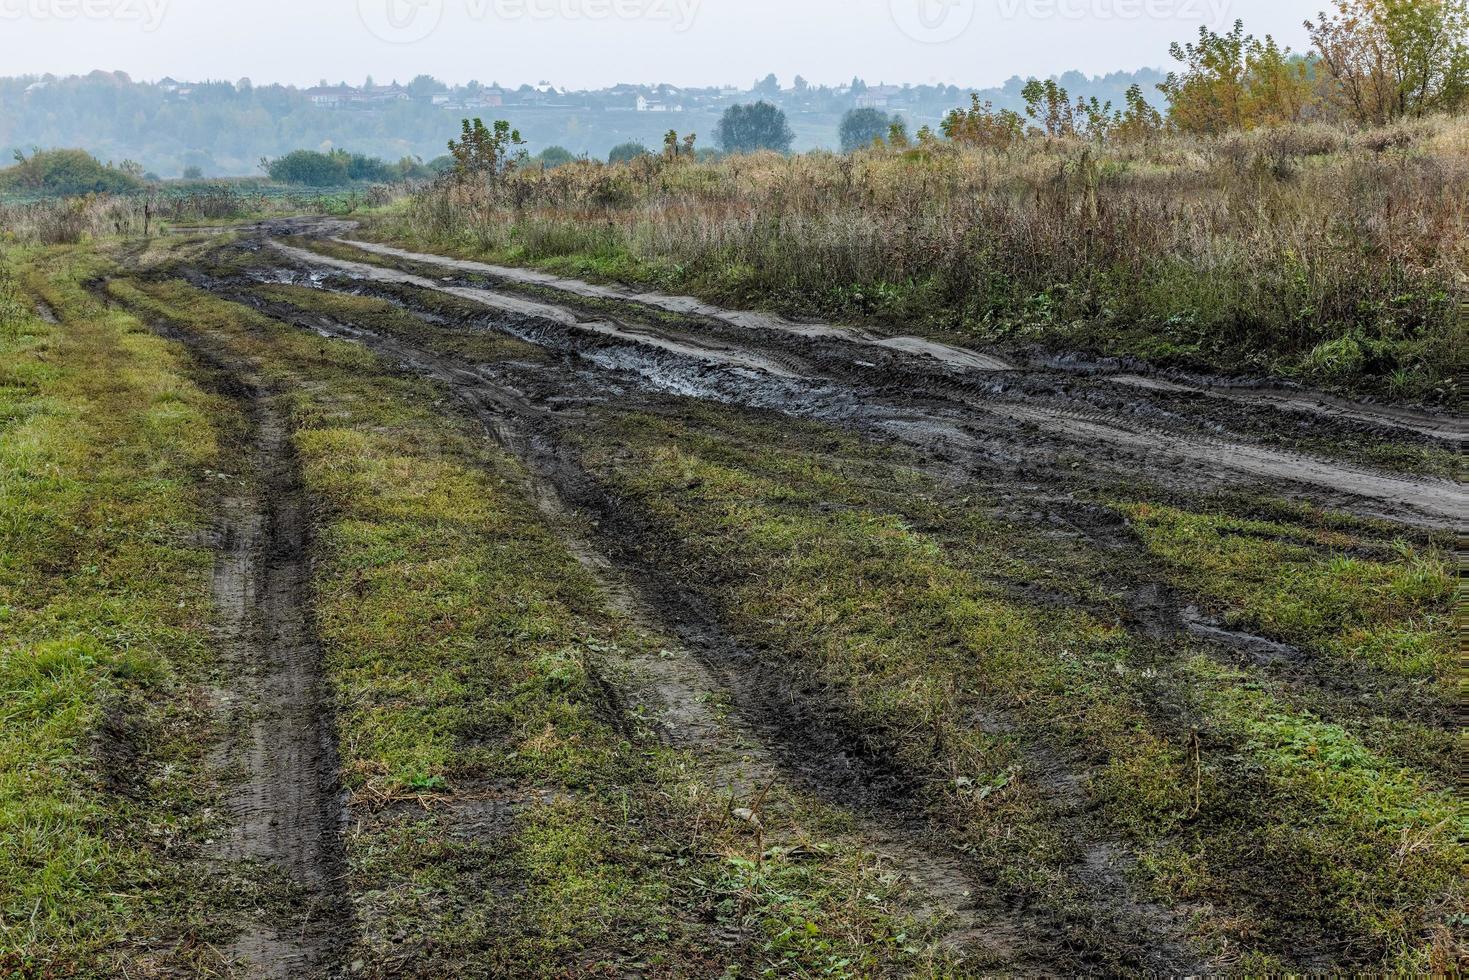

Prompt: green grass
xmin=572 ymin=403 xmax=1465 ymax=970
xmin=1121 ymin=503 xmax=1455 ymax=678
xmin=106 ymin=267 xmax=965 ymax=977
xmin=0 ymin=248 xmax=227 ymax=974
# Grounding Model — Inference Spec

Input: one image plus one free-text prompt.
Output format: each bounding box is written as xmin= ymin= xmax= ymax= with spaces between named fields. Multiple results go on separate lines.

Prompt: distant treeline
xmin=0 ymin=67 xmax=1168 ymax=178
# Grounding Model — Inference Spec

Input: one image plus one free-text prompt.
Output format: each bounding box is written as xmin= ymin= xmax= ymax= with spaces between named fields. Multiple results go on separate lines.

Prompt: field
xmin=0 ymin=122 xmax=1464 ymax=976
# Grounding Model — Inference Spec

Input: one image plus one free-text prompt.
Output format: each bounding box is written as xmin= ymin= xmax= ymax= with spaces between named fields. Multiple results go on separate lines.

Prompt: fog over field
xmin=2 ymin=0 xmax=1313 ymax=88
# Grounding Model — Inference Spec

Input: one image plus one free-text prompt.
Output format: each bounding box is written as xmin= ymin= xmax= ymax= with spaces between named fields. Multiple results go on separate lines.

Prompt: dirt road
xmin=106 ymin=223 xmax=1461 ymax=974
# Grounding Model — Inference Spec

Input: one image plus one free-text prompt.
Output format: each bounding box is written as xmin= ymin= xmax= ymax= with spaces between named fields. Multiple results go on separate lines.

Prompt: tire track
xmin=217 ymin=283 xmax=1147 ymax=974
xmin=1109 ymin=374 xmax=1462 ymax=444
xmin=332 ymin=237 xmax=1017 ymax=372
xmin=144 ymin=317 xmax=348 ymax=978
xmin=272 ymin=241 xmax=1465 ymax=530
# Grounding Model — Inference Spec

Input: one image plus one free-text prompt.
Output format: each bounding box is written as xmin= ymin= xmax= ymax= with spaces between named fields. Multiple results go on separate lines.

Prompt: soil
xmin=150 ymin=318 xmax=348 ymax=978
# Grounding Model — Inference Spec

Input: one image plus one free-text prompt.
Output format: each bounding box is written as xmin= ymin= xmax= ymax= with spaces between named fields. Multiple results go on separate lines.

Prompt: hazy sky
xmin=0 ymin=0 xmax=1318 ymax=89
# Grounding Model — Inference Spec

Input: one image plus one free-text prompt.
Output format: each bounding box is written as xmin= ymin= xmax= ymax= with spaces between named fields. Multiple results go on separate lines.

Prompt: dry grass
xmin=386 ymin=116 xmax=1468 ymax=400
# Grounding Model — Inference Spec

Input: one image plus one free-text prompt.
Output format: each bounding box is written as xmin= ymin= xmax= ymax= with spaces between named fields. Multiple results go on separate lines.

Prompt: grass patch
xmin=0 ymin=248 xmax=228 ymax=974
xmin=1120 ymin=503 xmax=1455 ymax=678
xmin=573 ymin=403 xmax=1465 ymax=969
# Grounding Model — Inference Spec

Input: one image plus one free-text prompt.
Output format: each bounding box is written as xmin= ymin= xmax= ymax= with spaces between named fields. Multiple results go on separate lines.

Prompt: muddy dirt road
xmin=162 ymin=322 xmax=346 ymax=977
xmin=263 ymin=236 xmax=1462 ymax=529
xmin=113 ymin=223 xmax=1463 ymax=975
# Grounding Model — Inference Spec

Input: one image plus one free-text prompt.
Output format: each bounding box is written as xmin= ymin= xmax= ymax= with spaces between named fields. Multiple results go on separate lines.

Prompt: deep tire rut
xmin=272 ymin=239 xmax=1464 ymax=529
xmin=162 ymin=320 xmax=348 ymax=978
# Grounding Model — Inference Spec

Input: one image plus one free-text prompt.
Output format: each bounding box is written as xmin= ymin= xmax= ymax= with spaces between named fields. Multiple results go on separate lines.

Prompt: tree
xmin=446 ymin=118 xmax=527 ymax=181
xmin=408 ymin=74 xmax=446 ymax=98
xmin=608 ymin=141 xmax=650 ymax=164
xmin=754 ymin=73 xmax=781 ymax=97
xmin=716 ymin=102 xmax=794 ymax=154
xmin=1307 ymin=0 xmax=1469 ymax=124
xmin=887 ymin=119 xmax=911 ymax=148
xmin=839 ymin=108 xmax=892 ymax=152
xmin=182 ymin=165 xmax=204 ymax=180
xmin=1161 ymin=20 xmax=1317 ymax=133
xmin=536 ymin=146 xmax=576 ymax=169
xmin=941 ymin=95 xmax=1027 ymax=151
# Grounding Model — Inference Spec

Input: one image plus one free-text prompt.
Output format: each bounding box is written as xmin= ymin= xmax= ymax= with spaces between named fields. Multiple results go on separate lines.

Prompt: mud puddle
xmin=332 ymin=238 xmax=1016 ymax=372
xmin=275 ymin=243 xmax=1465 ymax=530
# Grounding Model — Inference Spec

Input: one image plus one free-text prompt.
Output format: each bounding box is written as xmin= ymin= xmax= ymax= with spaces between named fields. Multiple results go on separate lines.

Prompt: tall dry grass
xmin=394 ymin=117 xmax=1467 ymax=398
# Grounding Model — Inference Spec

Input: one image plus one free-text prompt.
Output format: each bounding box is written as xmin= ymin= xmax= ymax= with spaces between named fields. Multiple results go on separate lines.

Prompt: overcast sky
xmin=0 ymin=0 xmax=1318 ymax=89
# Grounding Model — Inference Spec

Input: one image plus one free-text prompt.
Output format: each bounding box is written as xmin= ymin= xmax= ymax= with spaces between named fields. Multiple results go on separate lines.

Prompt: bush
xmin=608 ymin=142 xmax=651 ymax=164
xmin=536 ymin=146 xmax=577 ymax=169
xmin=267 ymin=150 xmax=348 ymax=186
xmin=0 ymin=149 xmax=144 ymax=196
xmin=266 ymin=149 xmax=399 ymax=186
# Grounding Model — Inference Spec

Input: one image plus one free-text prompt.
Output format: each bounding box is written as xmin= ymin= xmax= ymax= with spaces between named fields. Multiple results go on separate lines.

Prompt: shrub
xmin=0 ymin=149 xmax=144 ymax=196
xmin=608 ymin=142 xmax=651 ymax=164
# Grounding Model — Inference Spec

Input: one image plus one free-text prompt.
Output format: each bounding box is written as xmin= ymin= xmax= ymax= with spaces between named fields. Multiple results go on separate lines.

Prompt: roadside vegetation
xmin=374 ymin=110 xmax=1466 ymax=400
xmin=359 ymin=1 xmax=1467 ymax=400
xmin=0 ymin=248 xmax=228 ymax=973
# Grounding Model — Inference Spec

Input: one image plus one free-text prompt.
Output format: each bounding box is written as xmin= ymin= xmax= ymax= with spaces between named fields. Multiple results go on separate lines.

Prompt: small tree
xmin=1113 ymin=85 xmax=1166 ymax=143
xmin=608 ymin=141 xmax=650 ymax=164
xmin=447 ymin=118 xmax=527 ymax=181
xmin=716 ymin=102 xmax=795 ymax=154
xmin=536 ymin=146 xmax=576 ymax=169
xmin=1307 ymin=0 xmax=1469 ymax=124
xmin=1023 ymin=79 xmax=1079 ymax=137
xmin=1161 ymin=20 xmax=1316 ymax=133
xmin=839 ymin=108 xmax=891 ymax=152
xmin=1160 ymin=21 xmax=1253 ymax=133
xmin=942 ymin=95 xmax=1027 ymax=151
